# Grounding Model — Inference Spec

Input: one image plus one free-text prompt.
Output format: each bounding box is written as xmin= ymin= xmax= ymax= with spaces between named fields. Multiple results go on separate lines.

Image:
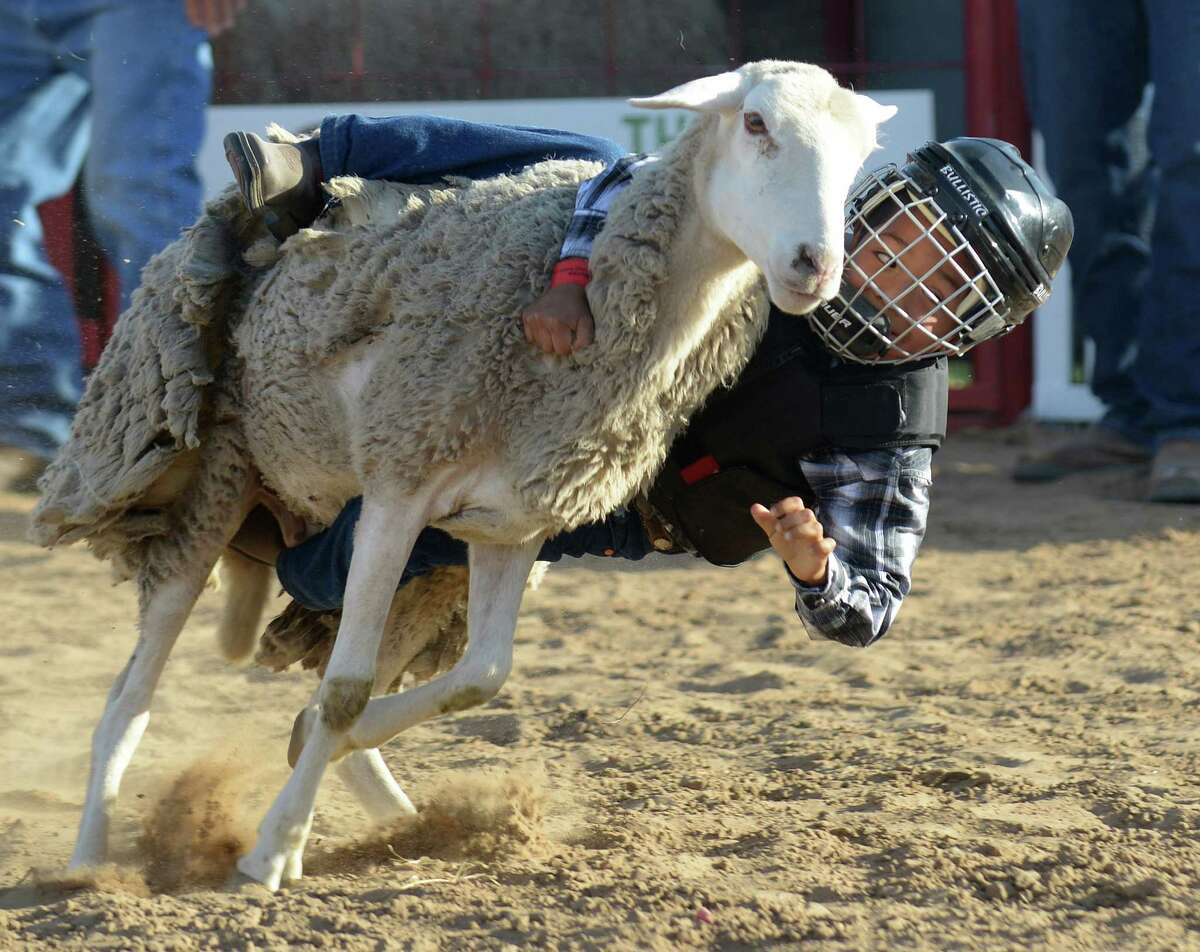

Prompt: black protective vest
xmin=645 ymin=308 xmax=948 ymax=566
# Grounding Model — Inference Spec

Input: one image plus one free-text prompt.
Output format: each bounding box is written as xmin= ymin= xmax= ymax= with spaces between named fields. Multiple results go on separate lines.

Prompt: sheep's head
xmin=632 ymin=61 xmax=896 ymax=315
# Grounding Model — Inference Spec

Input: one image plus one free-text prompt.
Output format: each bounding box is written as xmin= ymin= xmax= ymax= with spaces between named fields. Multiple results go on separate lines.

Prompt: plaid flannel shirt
xmin=560 ymin=158 xmax=934 ymax=647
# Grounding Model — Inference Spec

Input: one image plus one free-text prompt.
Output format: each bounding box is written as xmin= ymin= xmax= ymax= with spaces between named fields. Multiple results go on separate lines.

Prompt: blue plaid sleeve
xmin=559 ymin=154 xmax=658 ymax=260
xmin=789 ymin=446 xmax=933 ymax=647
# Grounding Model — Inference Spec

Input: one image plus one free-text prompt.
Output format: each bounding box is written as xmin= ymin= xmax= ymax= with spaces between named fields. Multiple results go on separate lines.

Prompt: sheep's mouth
xmin=773 ymin=283 xmax=823 ymax=314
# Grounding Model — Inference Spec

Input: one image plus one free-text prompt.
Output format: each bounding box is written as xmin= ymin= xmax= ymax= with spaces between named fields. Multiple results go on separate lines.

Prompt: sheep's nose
xmin=792 ymin=244 xmax=840 ymax=285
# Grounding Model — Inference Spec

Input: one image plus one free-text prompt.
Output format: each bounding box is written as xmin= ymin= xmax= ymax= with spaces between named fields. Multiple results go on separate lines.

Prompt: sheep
xmin=30 ymin=59 xmax=895 ymax=890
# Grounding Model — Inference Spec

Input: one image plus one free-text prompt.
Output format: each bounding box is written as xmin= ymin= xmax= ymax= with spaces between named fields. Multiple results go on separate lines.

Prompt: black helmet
xmin=808 ymin=136 xmax=1075 ymax=364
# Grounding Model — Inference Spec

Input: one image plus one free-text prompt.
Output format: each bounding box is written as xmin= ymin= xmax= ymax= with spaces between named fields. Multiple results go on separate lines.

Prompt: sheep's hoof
xmin=224 ymin=868 xmax=275 ymax=896
xmin=282 ymin=850 xmax=303 ymax=886
xmin=287 ymin=706 xmax=316 ymax=768
xmin=287 ymin=704 xmax=353 ymax=768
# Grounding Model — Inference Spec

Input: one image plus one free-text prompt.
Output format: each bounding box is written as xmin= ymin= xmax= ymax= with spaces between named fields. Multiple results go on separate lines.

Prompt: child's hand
xmin=750 ymin=498 xmax=836 ymax=585
xmin=522 ymin=284 xmax=595 ymax=356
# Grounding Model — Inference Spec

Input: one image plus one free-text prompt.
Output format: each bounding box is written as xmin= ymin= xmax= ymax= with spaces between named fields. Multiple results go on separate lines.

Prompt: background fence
xmin=46 ymin=0 xmax=1033 ymax=425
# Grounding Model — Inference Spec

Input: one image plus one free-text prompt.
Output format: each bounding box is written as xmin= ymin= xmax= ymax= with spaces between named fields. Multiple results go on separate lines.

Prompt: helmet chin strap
xmin=822 ymin=283 xmax=890 ymax=360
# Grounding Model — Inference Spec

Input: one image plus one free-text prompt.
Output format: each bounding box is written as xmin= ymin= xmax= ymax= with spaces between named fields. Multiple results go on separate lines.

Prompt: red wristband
xmin=550 ymin=257 xmax=591 ymax=287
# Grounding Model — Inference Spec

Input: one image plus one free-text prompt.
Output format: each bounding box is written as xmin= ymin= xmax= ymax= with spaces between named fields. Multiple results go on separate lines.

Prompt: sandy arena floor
xmin=1 ymin=427 xmax=1199 ymax=951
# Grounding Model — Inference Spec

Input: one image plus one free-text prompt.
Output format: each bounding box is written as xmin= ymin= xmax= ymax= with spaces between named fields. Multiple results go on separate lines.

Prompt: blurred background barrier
xmin=42 ymin=0 xmax=1077 ymax=428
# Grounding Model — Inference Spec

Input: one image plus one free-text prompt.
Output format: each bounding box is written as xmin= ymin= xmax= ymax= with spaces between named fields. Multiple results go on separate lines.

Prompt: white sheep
xmin=31 ymin=60 xmax=894 ymax=890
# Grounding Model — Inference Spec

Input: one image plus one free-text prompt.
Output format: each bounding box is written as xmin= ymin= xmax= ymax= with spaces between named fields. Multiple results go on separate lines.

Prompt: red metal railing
xmin=38 ymin=189 xmax=120 ymax=372
xmin=822 ymin=0 xmax=1031 ymax=426
xmin=821 ymin=0 xmax=964 ymax=83
xmin=953 ymin=0 xmax=1032 ymax=427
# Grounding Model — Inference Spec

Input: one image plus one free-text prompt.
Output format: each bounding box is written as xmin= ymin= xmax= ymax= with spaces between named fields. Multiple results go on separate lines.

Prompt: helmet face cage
xmin=809 ymin=165 xmax=1011 ymax=365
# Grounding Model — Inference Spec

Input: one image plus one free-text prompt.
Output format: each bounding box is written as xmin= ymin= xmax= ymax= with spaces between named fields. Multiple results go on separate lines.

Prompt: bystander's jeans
xmin=0 ymin=0 xmax=210 ymax=457
xmin=1019 ymin=0 xmax=1200 ymax=447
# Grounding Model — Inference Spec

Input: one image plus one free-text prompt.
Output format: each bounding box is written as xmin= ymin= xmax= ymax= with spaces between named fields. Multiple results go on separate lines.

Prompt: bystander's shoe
xmin=1147 ymin=439 xmax=1200 ymax=503
xmin=1012 ymin=426 xmax=1152 ymax=483
xmin=224 ymin=131 xmax=324 ymax=241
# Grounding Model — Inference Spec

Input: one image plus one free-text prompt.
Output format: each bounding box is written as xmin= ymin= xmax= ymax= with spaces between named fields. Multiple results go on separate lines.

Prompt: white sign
xmin=198 ymin=91 xmax=936 ymax=202
xmin=1029 ymin=131 xmax=1103 ymax=422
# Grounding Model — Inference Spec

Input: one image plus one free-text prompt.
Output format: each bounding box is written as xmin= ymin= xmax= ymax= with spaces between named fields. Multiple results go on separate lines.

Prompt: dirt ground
xmin=1 ymin=426 xmax=1199 ymax=951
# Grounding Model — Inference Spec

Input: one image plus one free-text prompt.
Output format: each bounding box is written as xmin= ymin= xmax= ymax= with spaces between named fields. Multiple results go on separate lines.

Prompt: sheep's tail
xmin=215 ymin=549 xmax=274 ymax=662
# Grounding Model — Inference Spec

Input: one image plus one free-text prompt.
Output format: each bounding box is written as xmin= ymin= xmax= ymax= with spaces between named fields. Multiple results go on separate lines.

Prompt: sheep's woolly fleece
xmin=28 ymin=187 xmax=265 ymax=577
xmin=31 ymin=112 xmax=771 ymax=577
xmin=235 ymin=114 xmax=769 ymax=540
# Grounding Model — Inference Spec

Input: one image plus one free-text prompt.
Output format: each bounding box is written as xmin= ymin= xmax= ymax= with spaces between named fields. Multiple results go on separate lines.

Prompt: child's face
xmin=842 ymin=201 xmax=976 ymax=360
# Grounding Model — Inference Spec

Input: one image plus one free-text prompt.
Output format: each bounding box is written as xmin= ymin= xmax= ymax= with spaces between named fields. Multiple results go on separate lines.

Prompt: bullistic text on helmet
xmin=938 ymin=164 xmax=989 ymax=218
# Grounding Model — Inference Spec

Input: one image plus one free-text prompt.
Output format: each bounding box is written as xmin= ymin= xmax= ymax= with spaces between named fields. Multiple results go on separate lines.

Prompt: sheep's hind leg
xmin=214 ymin=545 xmax=274 ymax=663
xmin=237 ymin=489 xmax=430 ymax=891
xmin=336 ymin=749 xmax=417 ymax=821
xmin=276 ymin=746 xmax=413 ymax=881
xmin=291 ymin=694 xmax=416 ymax=826
xmin=70 ymin=456 xmax=258 ymax=869
xmin=69 ymin=575 xmax=207 ymax=868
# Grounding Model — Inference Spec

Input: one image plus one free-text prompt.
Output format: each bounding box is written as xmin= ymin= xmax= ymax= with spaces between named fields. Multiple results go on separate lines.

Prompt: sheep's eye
xmin=743 ymin=111 xmax=768 ymax=136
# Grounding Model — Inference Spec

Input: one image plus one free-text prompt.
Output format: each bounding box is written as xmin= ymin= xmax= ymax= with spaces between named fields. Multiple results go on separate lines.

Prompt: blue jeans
xmin=275 ymin=116 xmax=646 ymax=611
xmin=1019 ymin=0 xmax=1200 ymax=446
xmin=277 ymin=500 xmax=656 ymax=612
xmin=318 ymin=114 xmax=626 ymax=184
xmin=0 ymin=0 xmax=210 ymax=457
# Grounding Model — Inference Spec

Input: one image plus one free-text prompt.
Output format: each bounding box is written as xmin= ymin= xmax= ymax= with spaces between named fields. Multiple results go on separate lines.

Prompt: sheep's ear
xmin=629 ymin=71 xmax=749 ymax=113
xmin=857 ymin=94 xmax=898 ymax=126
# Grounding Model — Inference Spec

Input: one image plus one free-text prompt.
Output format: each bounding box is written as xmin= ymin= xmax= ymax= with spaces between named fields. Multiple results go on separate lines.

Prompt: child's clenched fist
xmin=521 ymin=284 xmax=595 ymax=355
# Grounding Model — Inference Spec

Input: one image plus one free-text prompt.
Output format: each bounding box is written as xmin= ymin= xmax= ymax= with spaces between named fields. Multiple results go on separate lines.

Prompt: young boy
xmin=225 ymin=117 xmax=1072 ymax=648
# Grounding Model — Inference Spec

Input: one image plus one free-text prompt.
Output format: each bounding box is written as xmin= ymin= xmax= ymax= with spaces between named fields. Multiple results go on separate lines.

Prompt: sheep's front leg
xmin=236 ymin=490 xmax=427 ymax=890
xmin=342 ymin=540 xmax=539 ymax=757
xmin=283 ymin=541 xmax=538 ymax=780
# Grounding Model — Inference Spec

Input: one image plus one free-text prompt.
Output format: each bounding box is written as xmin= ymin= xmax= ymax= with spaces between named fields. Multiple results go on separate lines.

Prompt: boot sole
xmin=223 ymin=131 xmax=266 ymax=212
xmin=224 ymin=131 xmax=319 ymax=241
xmin=1147 ymin=485 xmax=1200 ymax=504
xmin=1147 ymin=472 xmax=1200 ymax=503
